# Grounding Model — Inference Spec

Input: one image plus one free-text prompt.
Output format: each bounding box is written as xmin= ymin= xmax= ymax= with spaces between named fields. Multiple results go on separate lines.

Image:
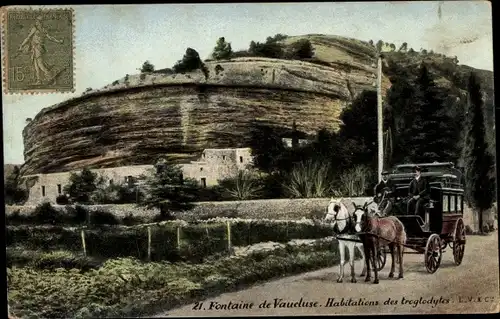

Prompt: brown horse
xmin=356 ymin=204 xmax=406 ymax=284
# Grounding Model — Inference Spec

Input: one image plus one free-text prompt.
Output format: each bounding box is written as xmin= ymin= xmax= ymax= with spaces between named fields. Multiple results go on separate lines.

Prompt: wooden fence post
xmin=286 ymin=217 xmax=289 ymax=240
xmin=147 ymin=226 xmax=152 ymax=261
xmin=177 ymin=226 xmax=181 ymax=251
xmin=80 ymin=229 xmax=87 ymax=256
xmin=226 ymin=221 xmax=232 ymax=253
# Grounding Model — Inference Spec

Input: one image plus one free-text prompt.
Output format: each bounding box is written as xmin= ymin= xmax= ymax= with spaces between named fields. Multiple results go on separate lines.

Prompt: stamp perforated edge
xmin=1 ymin=6 xmax=76 ymax=95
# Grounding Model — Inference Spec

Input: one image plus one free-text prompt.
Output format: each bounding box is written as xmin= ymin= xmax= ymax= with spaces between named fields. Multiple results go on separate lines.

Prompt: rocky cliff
xmin=21 ymin=34 xmax=494 ymax=175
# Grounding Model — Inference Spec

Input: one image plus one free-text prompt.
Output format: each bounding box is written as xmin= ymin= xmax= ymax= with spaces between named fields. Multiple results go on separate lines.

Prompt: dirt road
xmin=157 ymin=232 xmax=499 ymax=317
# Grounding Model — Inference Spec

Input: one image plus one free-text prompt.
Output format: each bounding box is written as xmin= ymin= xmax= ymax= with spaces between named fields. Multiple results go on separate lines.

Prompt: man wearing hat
xmin=374 ymin=170 xmax=394 ymax=215
xmin=407 ymin=165 xmax=429 ymax=217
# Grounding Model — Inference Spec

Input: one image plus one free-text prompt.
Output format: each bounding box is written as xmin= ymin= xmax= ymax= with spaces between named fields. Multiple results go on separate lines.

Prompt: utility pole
xmin=377 ymin=54 xmax=384 ymax=182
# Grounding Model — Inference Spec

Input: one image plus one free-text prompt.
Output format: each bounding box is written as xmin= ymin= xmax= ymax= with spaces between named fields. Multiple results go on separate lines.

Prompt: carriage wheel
xmin=424 ymin=234 xmax=442 ymax=274
xmin=376 ymin=247 xmax=387 ymax=271
xmin=453 ymin=218 xmax=466 ymax=265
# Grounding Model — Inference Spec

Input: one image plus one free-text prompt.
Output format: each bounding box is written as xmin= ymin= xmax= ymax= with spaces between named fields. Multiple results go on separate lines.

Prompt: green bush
xmin=8 ymin=239 xmax=340 ymax=319
xmin=56 ymin=194 xmax=70 ymax=205
xmin=6 ymin=210 xmax=30 ymax=225
xmin=5 ymin=249 xmax=102 ymax=271
xmin=33 ymin=202 xmax=68 ymax=225
xmin=122 ymin=213 xmax=145 ymax=226
xmin=6 ymin=226 xmax=82 ymax=252
xmin=89 ymin=209 xmax=120 ymax=225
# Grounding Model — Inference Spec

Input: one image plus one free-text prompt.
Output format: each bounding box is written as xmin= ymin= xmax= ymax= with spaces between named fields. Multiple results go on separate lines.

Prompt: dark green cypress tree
xmin=404 ymin=64 xmax=458 ymax=163
xmin=386 ymin=63 xmax=416 ymax=165
xmin=338 ymin=90 xmax=378 ymax=168
xmin=140 ymin=159 xmax=198 ymax=220
xmin=463 ymin=72 xmax=495 ymax=233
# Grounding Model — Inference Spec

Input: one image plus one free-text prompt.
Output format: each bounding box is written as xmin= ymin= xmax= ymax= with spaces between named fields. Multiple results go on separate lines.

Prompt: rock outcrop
xmin=21 ymin=34 xmax=493 ymax=176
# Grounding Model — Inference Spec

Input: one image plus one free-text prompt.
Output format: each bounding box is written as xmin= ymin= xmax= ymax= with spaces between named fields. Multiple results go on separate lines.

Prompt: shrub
xmin=6 ymin=220 xmax=335 ymax=262
xmin=122 ymin=213 xmax=144 ymax=226
xmin=282 ymin=160 xmax=331 ymax=198
xmin=7 ymin=238 xmax=340 ymax=319
xmin=33 ymin=202 xmax=67 ymax=225
xmin=194 ymin=186 xmax=225 ymax=202
xmin=89 ymin=210 xmax=120 ymax=226
xmin=172 ymin=48 xmax=209 ymax=80
xmin=30 ymin=250 xmax=102 ymax=271
xmin=338 ymin=165 xmax=373 ymax=196
xmin=72 ymin=205 xmax=89 ymax=224
xmin=248 ymin=40 xmax=284 ymax=59
xmin=6 ymin=210 xmax=30 ymax=225
xmin=140 ymin=60 xmax=155 ymax=73
xmin=6 ymin=225 xmax=82 ymax=251
xmin=218 ymin=170 xmax=264 ymax=200
xmin=231 ymin=50 xmax=254 ymax=58
xmin=287 ymin=39 xmax=314 ymax=59
xmin=56 ymin=194 xmax=70 ymax=205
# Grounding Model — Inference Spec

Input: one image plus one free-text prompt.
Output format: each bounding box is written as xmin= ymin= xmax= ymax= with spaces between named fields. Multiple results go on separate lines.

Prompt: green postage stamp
xmin=2 ymin=7 xmax=74 ymax=93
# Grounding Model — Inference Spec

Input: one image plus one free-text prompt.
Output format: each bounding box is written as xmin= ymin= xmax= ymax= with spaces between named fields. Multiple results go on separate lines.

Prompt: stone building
xmin=21 ymin=147 xmax=253 ymax=205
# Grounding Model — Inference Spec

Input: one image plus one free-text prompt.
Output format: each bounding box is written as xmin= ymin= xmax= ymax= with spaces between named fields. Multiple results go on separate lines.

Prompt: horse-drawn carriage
xmin=372 ymin=162 xmax=466 ymax=273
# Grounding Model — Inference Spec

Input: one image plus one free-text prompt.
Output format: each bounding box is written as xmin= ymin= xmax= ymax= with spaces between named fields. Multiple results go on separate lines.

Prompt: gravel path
xmin=156 ymin=231 xmax=499 ymax=316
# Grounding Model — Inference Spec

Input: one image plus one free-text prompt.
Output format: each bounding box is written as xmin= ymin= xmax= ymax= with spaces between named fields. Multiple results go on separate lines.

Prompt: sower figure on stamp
xmin=17 ymin=15 xmax=64 ymax=85
xmin=407 ymin=166 xmax=429 ymax=219
xmin=373 ymin=170 xmax=394 ymax=215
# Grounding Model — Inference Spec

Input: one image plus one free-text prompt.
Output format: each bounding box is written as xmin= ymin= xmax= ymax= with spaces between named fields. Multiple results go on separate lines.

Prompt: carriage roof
xmin=387 ymin=162 xmax=464 ymax=192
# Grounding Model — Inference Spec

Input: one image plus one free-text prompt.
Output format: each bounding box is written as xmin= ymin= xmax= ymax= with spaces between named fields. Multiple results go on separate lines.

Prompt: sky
xmin=2 ymin=1 xmax=494 ymax=164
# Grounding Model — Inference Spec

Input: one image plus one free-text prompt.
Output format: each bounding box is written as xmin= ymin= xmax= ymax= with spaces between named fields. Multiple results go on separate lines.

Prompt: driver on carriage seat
xmin=374 ymin=170 xmax=394 ymax=214
xmin=407 ymin=166 xmax=429 ymax=219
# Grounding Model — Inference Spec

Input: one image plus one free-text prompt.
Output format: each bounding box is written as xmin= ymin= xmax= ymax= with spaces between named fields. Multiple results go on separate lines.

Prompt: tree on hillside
xmin=337 ymin=90 xmax=378 ymax=168
xmin=140 ymin=60 xmax=155 ymax=73
xmin=288 ymin=39 xmax=314 ymax=59
xmin=248 ymin=40 xmax=284 ymax=59
xmin=212 ymin=37 xmax=233 ymax=60
xmin=402 ymin=64 xmax=459 ymax=163
xmin=248 ymin=122 xmax=287 ymax=173
xmin=266 ymin=33 xmax=288 ymax=43
xmin=463 ymin=72 xmax=495 ymax=233
xmin=5 ymin=166 xmax=28 ymax=205
xmin=64 ymin=168 xmax=105 ymax=204
xmin=173 ymin=48 xmax=209 ymax=79
xmin=139 ymin=159 xmax=198 ymax=220
xmin=398 ymin=42 xmax=408 ymax=52
xmin=386 ymin=63 xmax=417 ymax=165
xmin=376 ymin=40 xmax=384 ymax=52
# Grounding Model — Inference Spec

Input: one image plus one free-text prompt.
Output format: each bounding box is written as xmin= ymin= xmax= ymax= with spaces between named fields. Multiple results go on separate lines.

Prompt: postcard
xmin=2 ymin=2 xmax=498 ymax=318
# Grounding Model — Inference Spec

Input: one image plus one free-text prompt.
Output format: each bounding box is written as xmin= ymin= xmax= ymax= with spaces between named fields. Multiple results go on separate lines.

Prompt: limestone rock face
xmin=22 ymin=54 xmax=385 ymax=175
xmin=22 ymin=34 xmax=492 ymax=176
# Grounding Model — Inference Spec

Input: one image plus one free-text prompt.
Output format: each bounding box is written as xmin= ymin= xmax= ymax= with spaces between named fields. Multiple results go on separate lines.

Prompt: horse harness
xmin=328 ymin=204 xmax=358 ymax=235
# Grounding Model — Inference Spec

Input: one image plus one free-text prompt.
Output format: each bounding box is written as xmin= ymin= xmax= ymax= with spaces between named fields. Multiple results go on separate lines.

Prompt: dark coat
xmin=409 ymin=177 xmax=428 ymax=197
xmin=374 ymin=179 xmax=394 ymax=195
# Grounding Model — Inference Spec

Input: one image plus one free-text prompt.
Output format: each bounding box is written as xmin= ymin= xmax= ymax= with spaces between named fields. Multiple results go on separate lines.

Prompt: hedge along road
xmin=156 ymin=231 xmax=499 ymax=316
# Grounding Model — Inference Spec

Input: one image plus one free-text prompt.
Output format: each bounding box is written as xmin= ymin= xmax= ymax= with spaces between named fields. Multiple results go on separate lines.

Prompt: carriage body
xmin=382 ymin=162 xmax=466 ymax=273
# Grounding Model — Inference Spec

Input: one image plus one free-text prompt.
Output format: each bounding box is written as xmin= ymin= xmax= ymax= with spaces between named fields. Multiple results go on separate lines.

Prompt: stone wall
xmin=21 ymin=148 xmax=252 ymax=204
xmin=7 ymin=197 xmax=497 ymax=231
xmin=6 ymin=197 xmax=372 ymax=221
xmin=183 ymin=148 xmax=253 ymax=186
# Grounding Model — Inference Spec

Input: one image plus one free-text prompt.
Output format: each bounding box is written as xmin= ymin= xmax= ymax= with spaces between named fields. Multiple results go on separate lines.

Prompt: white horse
xmin=325 ymin=197 xmax=367 ymax=283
